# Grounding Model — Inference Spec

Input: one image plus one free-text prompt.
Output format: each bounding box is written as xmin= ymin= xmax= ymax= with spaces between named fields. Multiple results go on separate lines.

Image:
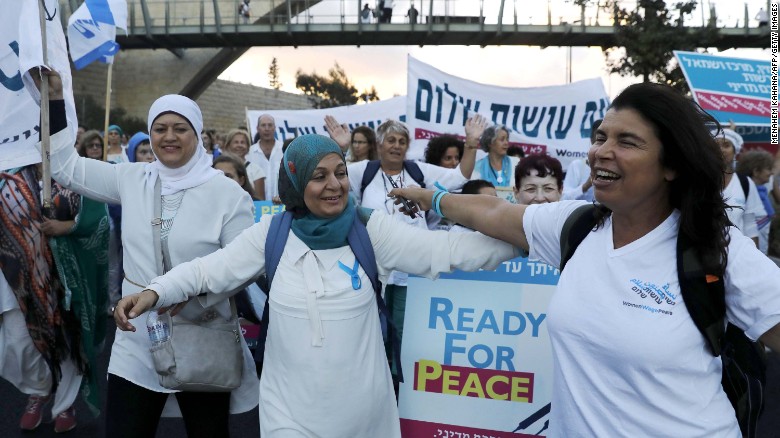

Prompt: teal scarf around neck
xmin=291 ymin=197 xmax=355 ymax=250
xmin=478 ymin=155 xmax=512 ymax=187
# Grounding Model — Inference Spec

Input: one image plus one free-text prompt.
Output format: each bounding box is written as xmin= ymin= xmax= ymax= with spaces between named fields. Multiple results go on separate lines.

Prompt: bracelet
xmin=432 ymin=190 xmax=448 ymax=218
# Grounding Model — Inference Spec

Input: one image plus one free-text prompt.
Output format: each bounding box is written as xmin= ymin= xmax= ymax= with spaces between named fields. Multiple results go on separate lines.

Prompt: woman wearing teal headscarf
xmin=114 ymin=134 xmax=519 ymax=437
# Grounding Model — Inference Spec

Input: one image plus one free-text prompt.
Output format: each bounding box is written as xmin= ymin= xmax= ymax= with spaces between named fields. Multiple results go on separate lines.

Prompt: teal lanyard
xmin=338 ymin=259 xmax=362 ymax=290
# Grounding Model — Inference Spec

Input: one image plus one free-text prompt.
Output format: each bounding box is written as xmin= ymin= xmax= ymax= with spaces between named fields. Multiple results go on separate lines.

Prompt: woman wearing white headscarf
xmin=716 ymin=128 xmax=766 ymax=247
xmin=36 ymin=71 xmax=258 ymax=437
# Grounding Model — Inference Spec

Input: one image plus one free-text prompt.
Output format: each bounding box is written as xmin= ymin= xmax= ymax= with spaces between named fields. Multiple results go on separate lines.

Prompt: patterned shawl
xmin=0 ymin=166 xmax=83 ymax=393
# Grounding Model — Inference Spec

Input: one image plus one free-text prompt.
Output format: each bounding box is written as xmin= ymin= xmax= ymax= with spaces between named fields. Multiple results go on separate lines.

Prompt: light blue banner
xmin=422 ymin=256 xmax=560 ymax=286
xmin=674 ymin=51 xmax=770 ymax=125
xmin=253 ymin=201 xmax=285 ymax=222
xmin=675 ymin=51 xmax=770 ymax=98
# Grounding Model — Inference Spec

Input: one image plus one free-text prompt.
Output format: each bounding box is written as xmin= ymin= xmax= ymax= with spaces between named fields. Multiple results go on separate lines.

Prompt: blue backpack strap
xmin=346 ymin=213 xmax=405 ymax=383
xmin=255 ymin=211 xmax=293 ymax=365
xmin=403 ymin=160 xmax=426 ymax=189
xmin=265 ymin=211 xmax=293 ymax=288
xmin=360 ymin=160 xmax=382 ymax=199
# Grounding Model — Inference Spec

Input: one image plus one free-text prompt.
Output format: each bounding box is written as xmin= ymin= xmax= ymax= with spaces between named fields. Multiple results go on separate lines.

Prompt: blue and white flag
xmin=1 ymin=0 xmax=77 ymax=170
xmin=67 ymin=0 xmax=127 ymax=70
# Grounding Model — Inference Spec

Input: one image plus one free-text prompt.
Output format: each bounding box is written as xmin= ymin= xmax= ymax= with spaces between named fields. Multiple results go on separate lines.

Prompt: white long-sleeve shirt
xmin=39 ymin=128 xmax=259 ymax=413
xmin=148 ymin=211 xmax=518 ymax=436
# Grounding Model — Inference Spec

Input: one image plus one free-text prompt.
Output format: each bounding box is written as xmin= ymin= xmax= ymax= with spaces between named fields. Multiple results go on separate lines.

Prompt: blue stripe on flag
xmin=72 ymin=41 xmax=119 ymax=70
xmin=86 ymin=0 xmax=115 ymax=26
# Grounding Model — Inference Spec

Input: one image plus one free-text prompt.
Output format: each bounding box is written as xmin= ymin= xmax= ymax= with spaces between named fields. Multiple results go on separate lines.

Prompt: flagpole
xmin=102 ymin=62 xmax=113 ymax=162
xmin=38 ymin=0 xmax=51 ymax=210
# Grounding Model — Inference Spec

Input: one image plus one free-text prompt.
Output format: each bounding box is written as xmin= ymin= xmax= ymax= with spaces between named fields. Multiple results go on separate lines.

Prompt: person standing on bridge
xmin=406 ymin=3 xmax=419 ymax=24
xmin=239 ymin=0 xmax=251 ymax=24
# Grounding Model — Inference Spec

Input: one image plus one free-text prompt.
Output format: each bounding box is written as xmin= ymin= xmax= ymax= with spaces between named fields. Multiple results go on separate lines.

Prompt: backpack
xmin=360 ymin=159 xmax=425 ymax=200
xmin=559 ymin=204 xmax=767 ymax=438
xmin=737 ymin=173 xmax=750 ymax=199
xmin=255 ymin=210 xmax=405 ymax=381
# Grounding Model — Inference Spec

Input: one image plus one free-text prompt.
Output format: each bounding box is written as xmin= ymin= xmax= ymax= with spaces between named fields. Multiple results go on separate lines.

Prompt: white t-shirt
xmin=245 ymin=161 xmax=266 ymax=185
xmin=723 ymin=174 xmax=766 ymax=239
xmin=561 ymin=158 xmax=592 ymax=201
xmin=523 ymin=200 xmax=780 ymax=437
xmin=247 ymin=141 xmax=283 ymax=200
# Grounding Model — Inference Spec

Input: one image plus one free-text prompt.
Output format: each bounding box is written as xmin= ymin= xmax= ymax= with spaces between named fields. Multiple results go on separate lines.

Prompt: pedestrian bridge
xmin=112 ymin=0 xmax=769 ymax=50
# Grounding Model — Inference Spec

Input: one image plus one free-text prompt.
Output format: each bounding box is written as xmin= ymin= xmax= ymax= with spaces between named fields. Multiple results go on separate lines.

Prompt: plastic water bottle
xmin=147 ymin=311 xmax=171 ymax=346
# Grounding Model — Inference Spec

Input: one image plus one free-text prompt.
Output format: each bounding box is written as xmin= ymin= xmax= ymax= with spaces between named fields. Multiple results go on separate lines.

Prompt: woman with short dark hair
xmin=513 ymin=153 xmax=564 ymax=205
xmin=424 ymin=134 xmax=464 ymax=169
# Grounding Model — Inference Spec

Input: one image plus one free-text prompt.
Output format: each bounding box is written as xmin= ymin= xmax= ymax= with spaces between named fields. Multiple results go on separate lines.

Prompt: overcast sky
xmin=219 ymin=0 xmax=771 ymax=100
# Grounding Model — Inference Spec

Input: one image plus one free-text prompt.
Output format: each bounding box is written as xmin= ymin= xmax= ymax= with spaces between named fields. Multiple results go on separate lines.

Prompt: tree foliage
xmin=268 ymin=57 xmax=282 ymax=90
xmin=295 ymin=63 xmax=366 ymax=108
xmin=603 ymin=0 xmax=719 ymax=93
xmin=359 ymin=86 xmax=380 ymax=104
xmin=74 ymin=94 xmax=146 ymax=134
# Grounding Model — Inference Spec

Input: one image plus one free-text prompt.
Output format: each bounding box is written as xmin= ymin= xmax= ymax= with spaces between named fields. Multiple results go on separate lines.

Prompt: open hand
xmin=324 ymin=115 xmax=351 ymax=152
xmin=464 ymin=114 xmax=488 ymax=148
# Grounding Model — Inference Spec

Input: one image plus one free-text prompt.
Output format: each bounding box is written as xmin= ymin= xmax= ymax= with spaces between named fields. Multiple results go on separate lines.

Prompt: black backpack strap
xmin=360 ymin=160 xmax=382 ymax=199
xmin=559 ymin=204 xmax=599 ymax=271
xmin=737 ymin=173 xmax=750 ymax=199
xmin=676 ymin=232 xmax=726 ymax=356
xmin=403 ymin=160 xmax=426 ymax=188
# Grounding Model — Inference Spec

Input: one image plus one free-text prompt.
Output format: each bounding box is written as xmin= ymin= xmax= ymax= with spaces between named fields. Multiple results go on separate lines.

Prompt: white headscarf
xmin=145 ymin=95 xmax=221 ymax=195
xmin=721 ymin=128 xmax=744 ymax=156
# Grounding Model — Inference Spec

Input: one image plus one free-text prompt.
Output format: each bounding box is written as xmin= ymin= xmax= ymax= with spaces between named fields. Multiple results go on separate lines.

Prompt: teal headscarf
xmin=108 ymin=124 xmax=123 ymax=137
xmin=278 ymin=134 xmax=355 ymax=250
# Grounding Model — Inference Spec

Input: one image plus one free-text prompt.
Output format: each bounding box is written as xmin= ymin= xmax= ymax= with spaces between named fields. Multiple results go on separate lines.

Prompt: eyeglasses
xmin=87 ymin=143 xmax=103 ymax=149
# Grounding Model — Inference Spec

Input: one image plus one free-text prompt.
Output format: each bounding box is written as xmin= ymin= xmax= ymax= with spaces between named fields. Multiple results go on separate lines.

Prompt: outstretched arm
xmin=390 ymin=186 xmax=530 ymax=251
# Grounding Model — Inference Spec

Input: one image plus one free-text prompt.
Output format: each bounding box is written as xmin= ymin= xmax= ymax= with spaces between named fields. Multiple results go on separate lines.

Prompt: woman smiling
xmin=114 ymin=134 xmax=518 ymax=437
xmin=36 ymin=70 xmax=259 ymax=437
xmin=390 ymin=82 xmax=780 ymax=437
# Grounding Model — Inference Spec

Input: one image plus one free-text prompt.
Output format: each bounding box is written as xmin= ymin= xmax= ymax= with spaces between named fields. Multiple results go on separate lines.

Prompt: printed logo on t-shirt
xmin=623 ymin=278 xmax=677 ymax=316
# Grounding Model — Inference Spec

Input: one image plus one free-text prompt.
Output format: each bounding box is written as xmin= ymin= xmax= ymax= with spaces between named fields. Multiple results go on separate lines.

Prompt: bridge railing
xmin=124 ymin=0 xmax=765 ymax=32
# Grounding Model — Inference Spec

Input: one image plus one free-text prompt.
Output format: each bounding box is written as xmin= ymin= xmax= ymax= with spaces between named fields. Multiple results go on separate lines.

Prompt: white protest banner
xmin=246 ymin=96 xmax=406 ymax=142
xmin=1 ymin=0 xmax=76 ymax=171
xmin=399 ymin=257 xmax=558 ymax=437
xmin=406 ymin=56 xmax=609 ymax=169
